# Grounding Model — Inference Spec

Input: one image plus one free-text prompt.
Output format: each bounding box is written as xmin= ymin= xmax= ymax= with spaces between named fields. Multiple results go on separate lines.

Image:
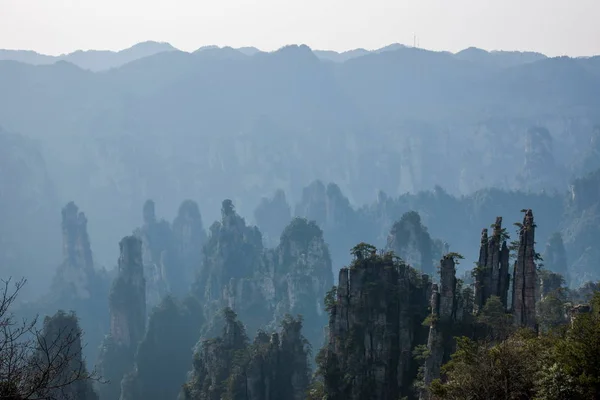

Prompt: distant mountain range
xmin=1 ymin=39 xmax=599 ymax=297
xmin=0 ymin=41 xmax=550 ymax=71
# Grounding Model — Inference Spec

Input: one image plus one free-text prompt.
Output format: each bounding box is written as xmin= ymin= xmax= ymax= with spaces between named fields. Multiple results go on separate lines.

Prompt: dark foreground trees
xmin=0 ymin=278 xmax=98 ymax=400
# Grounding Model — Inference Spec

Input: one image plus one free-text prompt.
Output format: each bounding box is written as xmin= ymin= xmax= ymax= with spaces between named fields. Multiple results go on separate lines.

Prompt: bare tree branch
xmin=0 ymin=277 xmax=100 ymax=400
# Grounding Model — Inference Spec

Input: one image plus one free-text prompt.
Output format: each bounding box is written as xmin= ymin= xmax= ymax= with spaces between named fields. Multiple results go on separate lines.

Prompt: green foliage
xmin=324 ymin=286 xmax=338 ymax=312
xmin=430 ymin=335 xmax=540 ymax=400
xmin=350 ymin=242 xmax=377 ymax=262
xmin=280 ymin=217 xmax=323 ymax=247
xmin=422 ymin=313 xmax=438 ymax=327
xmin=430 ymin=292 xmax=600 ymax=399
xmin=444 ymin=252 xmax=464 ymax=264
xmin=477 ymin=295 xmax=513 ymax=341
xmin=412 ymin=344 xmax=431 ymax=392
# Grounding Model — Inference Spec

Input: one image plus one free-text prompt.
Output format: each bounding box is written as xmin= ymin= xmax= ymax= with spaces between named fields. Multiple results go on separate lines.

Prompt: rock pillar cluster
xmin=421 ymin=255 xmax=458 ymax=400
xmin=473 ymin=217 xmax=510 ymax=313
xmin=512 ymin=210 xmax=538 ymax=330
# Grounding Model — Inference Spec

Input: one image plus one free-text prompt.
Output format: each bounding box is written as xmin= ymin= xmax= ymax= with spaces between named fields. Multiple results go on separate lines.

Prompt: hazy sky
xmin=1 ymin=0 xmax=599 ymax=56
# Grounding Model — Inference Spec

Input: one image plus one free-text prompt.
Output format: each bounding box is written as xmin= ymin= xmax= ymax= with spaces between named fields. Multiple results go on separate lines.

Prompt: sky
xmin=1 ymin=0 xmax=599 ymax=57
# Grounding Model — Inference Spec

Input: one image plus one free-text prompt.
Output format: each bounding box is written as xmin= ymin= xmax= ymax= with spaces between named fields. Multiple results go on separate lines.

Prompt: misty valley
xmin=1 ymin=42 xmax=600 ymax=400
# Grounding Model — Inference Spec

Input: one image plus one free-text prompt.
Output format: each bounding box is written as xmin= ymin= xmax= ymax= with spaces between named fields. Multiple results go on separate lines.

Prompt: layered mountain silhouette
xmin=1 ymin=41 xmax=551 ymax=71
xmin=0 ymin=41 xmax=599 ymax=294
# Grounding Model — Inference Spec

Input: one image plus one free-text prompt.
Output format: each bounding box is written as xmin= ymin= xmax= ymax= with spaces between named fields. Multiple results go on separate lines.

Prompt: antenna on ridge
xmin=413 ymin=34 xmax=416 ymax=48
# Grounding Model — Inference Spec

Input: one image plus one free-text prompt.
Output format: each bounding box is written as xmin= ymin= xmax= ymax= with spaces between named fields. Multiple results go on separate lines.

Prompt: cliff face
xmin=473 ymin=217 xmax=511 ymax=312
xmin=194 ymin=201 xmax=333 ymax=350
xmin=269 ymin=218 xmax=334 ymax=350
xmin=181 ymin=309 xmax=310 ymax=400
xmin=97 ymin=236 xmax=146 ymax=400
xmin=542 ymin=232 xmax=568 ymax=284
xmin=254 ymin=189 xmax=292 ymax=247
xmin=512 ymin=210 xmax=538 ymax=331
xmin=172 ymin=200 xmax=207 ymax=292
xmin=194 ymin=200 xmax=268 ymax=335
xmin=517 ymin=126 xmax=565 ymax=192
xmin=294 ymin=181 xmax=362 ymax=277
xmin=539 ymin=270 xmax=564 ymax=300
xmin=135 ymin=199 xmax=208 ymax=304
xmin=386 ymin=212 xmax=435 ymax=275
xmin=28 ymin=202 xmax=111 ymax=365
xmin=53 ymin=202 xmax=95 ymax=299
xmin=135 ymin=199 xmax=174 ymax=306
xmin=421 ymin=255 xmax=467 ymax=400
xmin=320 ymin=244 xmax=431 ymax=400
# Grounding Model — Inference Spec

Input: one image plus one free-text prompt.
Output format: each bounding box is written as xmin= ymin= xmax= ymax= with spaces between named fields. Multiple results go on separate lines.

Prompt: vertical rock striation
xmin=473 ymin=218 xmax=510 ymax=313
xmin=96 ymin=236 xmax=146 ymax=400
xmin=512 ymin=209 xmax=538 ymax=331
xmin=386 ymin=212 xmax=435 ymax=275
xmin=254 ymin=188 xmax=292 ymax=247
xmin=135 ymin=199 xmax=174 ymax=306
xmin=53 ymin=202 xmax=95 ymax=299
xmin=320 ymin=244 xmax=430 ymax=400
xmin=269 ymin=218 xmax=334 ymax=351
xmin=194 ymin=200 xmax=268 ymax=336
xmin=181 ymin=309 xmax=310 ymax=400
xmin=421 ymin=255 xmax=458 ymax=400
xmin=34 ymin=202 xmax=111 ymax=365
xmin=172 ymin=200 xmax=207 ymax=294
xmin=194 ymin=201 xmax=333 ymax=352
xmin=542 ymin=232 xmax=569 ymax=285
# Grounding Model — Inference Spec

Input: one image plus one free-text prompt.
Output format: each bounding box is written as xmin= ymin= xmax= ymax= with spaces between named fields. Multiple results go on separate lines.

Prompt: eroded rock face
xmin=254 ymin=189 xmax=292 ymax=247
xmin=294 ymin=180 xmax=361 ymax=277
xmin=269 ymin=218 xmax=334 ymax=350
xmin=421 ymin=255 xmax=460 ymax=400
xmin=539 ymin=270 xmax=564 ymax=300
xmin=181 ymin=309 xmax=310 ymax=400
xmin=172 ymin=200 xmax=207 ymax=293
xmin=512 ymin=210 xmax=538 ymax=331
xmin=30 ymin=202 xmax=111 ymax=365
xmin=96 ymin=236 xmax=146 ymax=400
xmin=386 ymin=212 xmax=435 ymax=275
xmin=135 ymin=200 xmax=174 ymax=307
xmin=194 ymin=200 xmax=268 ymax=335
xmin=53 ymin=202 xmax=95 ymax=299
xmin=194 ymin=200 xmax=333 ymax=351
xmin=111 ymin=236 xmax=146 ymax=347
xmin=473 ymin=217 xmax=511 ymax=312
xmin=321 ymin=245 xmax=431 ymax=400
xmin=517 ymin=126 xmax=564 ymax=192
xmin=542 ymin=232 xmax=568 ymax=284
